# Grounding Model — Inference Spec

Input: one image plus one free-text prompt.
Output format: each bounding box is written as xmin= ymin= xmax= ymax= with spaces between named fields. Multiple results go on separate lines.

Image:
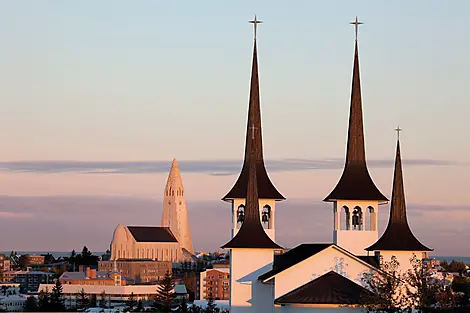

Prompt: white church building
xmin=110 ymin=158 xmax=195 ymax=262
xmin=220 ymin=17 xmax=432 ymax=313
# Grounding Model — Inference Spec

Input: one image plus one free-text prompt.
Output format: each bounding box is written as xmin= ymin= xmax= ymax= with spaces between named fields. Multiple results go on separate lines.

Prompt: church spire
xmin=367 ymin=129 xmax=432 ymax=252
xmin=324 ymin=17 xmax=387 ymax=202
xmin=222 ymin=133 xmax=283 ymax=249
xmin=165 ymin=158 xmax=183 ymax=196
xmin=222 ymin=16 xmax=284 ymax=201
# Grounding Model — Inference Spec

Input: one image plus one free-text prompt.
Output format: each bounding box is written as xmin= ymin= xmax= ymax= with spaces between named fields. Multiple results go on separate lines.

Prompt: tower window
xmin=352 ymin=206 xmax=363 ymax=230
xmin=236 ymin=204 xmax=245 ymax=226
xmin=262 ymin=205 xmax=271 ymax=228
xmin=341 ymin=206 xmax=350 ymax=230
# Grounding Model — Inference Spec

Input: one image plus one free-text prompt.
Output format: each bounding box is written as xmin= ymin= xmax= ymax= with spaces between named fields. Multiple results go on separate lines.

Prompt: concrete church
xmin=221 ymin=17 xmax=432 ymax=312
xmin=110 ymin=158 xmax=194 ymax=262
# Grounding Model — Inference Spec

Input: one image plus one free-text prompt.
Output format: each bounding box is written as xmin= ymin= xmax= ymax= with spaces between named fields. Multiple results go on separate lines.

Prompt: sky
xmin=0 ymin=1 xmax=469 ymax=256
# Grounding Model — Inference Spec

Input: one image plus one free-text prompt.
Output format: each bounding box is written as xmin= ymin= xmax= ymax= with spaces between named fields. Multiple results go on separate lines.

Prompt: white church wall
xmin=272 ymin=246 xmax=375 ymax=300
xmin=230 ymin=249 xmax=275 ymax=313
xmin=232 ymin=199 xmax=276 ymax=241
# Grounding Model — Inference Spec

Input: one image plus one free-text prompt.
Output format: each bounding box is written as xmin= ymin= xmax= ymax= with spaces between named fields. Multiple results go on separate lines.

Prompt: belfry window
xmin=237 ymin=204 xmax=245 ymax=226
xmin=262 ymin=205 xmax=271 ymax=228
xmin=352 ymin=206 xmax=363 ymax=230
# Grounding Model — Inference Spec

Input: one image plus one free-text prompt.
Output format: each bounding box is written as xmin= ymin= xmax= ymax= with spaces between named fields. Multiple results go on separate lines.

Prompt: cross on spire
xmin=350 ymin=16 xmax=363 ymax=41
xmin=395 ymin=126 xmax=402 ymax=141
xmin=249 ymin=15 xmax=263 ymax=40
xmin=250 ymin=123 xmax=257 ymax=140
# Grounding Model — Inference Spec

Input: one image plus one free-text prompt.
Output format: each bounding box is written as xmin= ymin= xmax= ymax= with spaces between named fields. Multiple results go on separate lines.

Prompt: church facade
xmin=110 ymin=158 xmax=194 ymax=263
xmin=222 ymin=17 xmax=432 ymax=313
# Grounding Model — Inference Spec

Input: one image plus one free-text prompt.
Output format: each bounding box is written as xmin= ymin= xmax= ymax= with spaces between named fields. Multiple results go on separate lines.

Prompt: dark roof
xmin=324 ymin=40 xmax=387 ymax=202
xmin=356 ymin=255 xmax=380 ymax=268
xmin=222 ymin=37 xmax=284 ymax=201
xmin=367 ymin=140 xmax=432 ymax=252
xmin=274 ymin=271 xmax=375 ymax=305
xmin=221 ymin=119 xmax=283 ymax=250
xmin=127 ymin=226 xmax=178 ymax=243
xmin=258 ymin=244 xmax=332 ymax=280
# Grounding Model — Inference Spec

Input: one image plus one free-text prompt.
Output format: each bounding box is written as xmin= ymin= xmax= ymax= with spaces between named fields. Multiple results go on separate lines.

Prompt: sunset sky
xmin=0 ymin=1 xmax=469 ymax=256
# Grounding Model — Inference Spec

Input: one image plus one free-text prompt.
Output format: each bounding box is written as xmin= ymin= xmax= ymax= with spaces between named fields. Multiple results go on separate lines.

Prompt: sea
xmin=1 ymin=251 xmax=470 ymax=264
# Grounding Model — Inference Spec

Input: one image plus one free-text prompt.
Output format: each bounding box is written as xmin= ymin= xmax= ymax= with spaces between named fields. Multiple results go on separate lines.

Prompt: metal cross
xmin=350 ymin=16 xmax=363 ymax=41
xmin=249 ymin=15 xmax=263 ymax=40
xmin=395 ymin=126 xmax=402 ymax=140
xmin=250 ymin=123 xmax=257 ymax=140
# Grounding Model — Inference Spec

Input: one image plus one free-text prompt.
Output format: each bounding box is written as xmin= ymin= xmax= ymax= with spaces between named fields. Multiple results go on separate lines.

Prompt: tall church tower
xmin=161 ymin=158 xmax=194 ymax=254
xmin=222 ymin=16 xmax=284 ymax=242
xmin=324 ymin=18 xmax=388 ymax=255
xmin=367 ymin=129 xmax=432 ymax=271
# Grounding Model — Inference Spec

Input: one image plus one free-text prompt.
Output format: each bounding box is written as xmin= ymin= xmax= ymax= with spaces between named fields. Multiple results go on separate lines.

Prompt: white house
xmin=220 ymin=16 xmax=432 ymax=313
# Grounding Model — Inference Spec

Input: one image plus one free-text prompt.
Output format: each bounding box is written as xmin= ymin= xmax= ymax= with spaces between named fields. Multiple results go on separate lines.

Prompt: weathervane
xmin=395 ymin=126 xmax=402 ymax=141
xmin=350 ymin=16 xmax=363 ymax=41
xmin=249 ymin=15 xmax=263 ymax=40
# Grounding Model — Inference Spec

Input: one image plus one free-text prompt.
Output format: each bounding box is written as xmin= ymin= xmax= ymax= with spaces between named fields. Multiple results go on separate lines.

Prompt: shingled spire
xmin=367 ymin=131 xmax=432 ymax=252
xmin=222 ymin=133 xmax=283 ymax=249
xmin=324 ymin=19 xmax=387 ymax=202
xmin=222 ymin=17 xmax=284 ymax=201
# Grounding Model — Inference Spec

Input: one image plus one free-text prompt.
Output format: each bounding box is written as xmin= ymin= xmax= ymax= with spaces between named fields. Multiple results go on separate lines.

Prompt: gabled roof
xmin=222 ymin=32 xmax=284 ymax=201
xmin=366 ymin=139 xmax=432 ymax=252
xmin=258 ymin=244 xmax=332 ymax=281
xmin=324 ymin=37 xmax=387 ymax=202
xmin=274 ymin=271 xmax=375 ymax=305
xmin=259 ymin=243 xmax=380 ymax=282
xmin=221 ymin=116 xmax=282 ymax=250
xmin=127 ymin=226 xmax=178 ymax=243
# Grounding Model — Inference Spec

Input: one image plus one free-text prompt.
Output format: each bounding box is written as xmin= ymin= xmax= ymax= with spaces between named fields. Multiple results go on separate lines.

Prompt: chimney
xmin=90 ymin=269 xmax=97 ymax=279
xmin=85 ymin=267 xmax=91 ymax=278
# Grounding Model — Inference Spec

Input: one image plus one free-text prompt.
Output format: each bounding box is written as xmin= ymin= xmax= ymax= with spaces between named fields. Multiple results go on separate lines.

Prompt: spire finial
xmin=350 ymin=16 xmax=363 ymax=41
xmin=249 ymin=15 xmax=263 ymax=40
xmin=395 ymin=126 xmax=402 ymax=141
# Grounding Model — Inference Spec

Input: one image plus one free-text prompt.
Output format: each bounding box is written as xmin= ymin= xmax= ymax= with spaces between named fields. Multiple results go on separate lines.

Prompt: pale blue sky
xmin=1 ymin=1 xmax=470 ymax=254
xmin=1 ymin=1 xmax=469 ymax=162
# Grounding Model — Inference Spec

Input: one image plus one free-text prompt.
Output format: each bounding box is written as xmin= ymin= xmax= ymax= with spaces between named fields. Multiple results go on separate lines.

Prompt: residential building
xmin=60 ymin=267 xmax=133 ymax=286
xmin=0 ymin=283 xmax=26 ymax=312
xmin=1 ymin=270 xmax=54 ymax=292
xmin=18 ymin=255 xmax=45 ymax=267
xmin=99 ymin=259 xmax=171 ymax=283
xmin=0 ymin=255 xmax=10 ymax=272
xmin=198 ymin=266 xmax=230 ymax=300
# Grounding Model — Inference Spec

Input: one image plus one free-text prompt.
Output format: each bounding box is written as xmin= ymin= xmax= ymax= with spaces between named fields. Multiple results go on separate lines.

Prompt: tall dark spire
xmin=367 ymin=130 xmax=432 ymax=252
xmin=221 ymin=134 xmax=283 ymax=249
xmin=324 ymin=18 xmax=387 ymax=202
xmin=222 ymin=17 xmax=284 ymax=201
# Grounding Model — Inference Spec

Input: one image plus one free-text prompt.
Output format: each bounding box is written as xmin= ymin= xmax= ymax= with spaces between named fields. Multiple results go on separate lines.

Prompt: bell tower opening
xmin=262 ymin=204 xmax=272 ymax=229
xmin=236 ymin=204 xmax=245 ymax=227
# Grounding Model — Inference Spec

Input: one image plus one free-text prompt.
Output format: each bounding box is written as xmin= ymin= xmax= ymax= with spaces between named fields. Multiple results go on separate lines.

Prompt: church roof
xmin=258 ymin=244 xmax=332 ymax=281
xmin=222 ymin=30 xmax=284 ymax=201
xmin=324 ymin=32 xmax=387 ymax=202
xmin=127 ymin=226 xmax=178 ymax=243
xmin=366 ymin=138 xmax=432 ymax=252
xmin=221 ymin=119 xmax=283 ymax=249
xmin=274 ymin=271 xmax=375 ymax=305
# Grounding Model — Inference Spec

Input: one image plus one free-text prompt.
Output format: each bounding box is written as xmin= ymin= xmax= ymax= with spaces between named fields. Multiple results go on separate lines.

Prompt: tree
xmin=183 ymin=272 xmax=197 ymax=301
xmin=76 ymin=288 xmax=90 ymax=310
xmin=154 ymin=271 xmax=175 ymax=312
xmin=24 ymin=296 xmax=38 ymax=312
xmin=189 ymin=304 xmax=203 ymax=313
xmin=126 ymin=292 xmax=137 ymax=312
xmin=361 ymin=255 xmax=407 ymax=313
xmin=89 ymin=293 xmax=97 ymax=307
xmin=135 ymin=299 xmax=144 ymax=312
xmin=81 ymin=246 xmax=92 ymax=258
xmin=99 ymin=290 xmax=108 ymax=308
xmin=178 ymin=298 xmax=189 ymax=313
xmin=50 ymin=279 xmax=65 ymax=311
xmin=205 ymin=296 xmax=219 ymax=313
xmin=441 ymin=260 xmax=467 ymax=277
xmin=38 ymin=287 xmax=51 ymax=312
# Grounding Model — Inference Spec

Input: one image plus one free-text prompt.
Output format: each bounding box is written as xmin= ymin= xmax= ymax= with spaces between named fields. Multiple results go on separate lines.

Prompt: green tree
xmin=441 ymin=260 xmax=467 ymax=277
xmin=189 ymin=304 xmax=203 ymax=313
xmin=81 ymin=246 xmax=92 ymax=258
xmin=50 ymin=279 xmax=65 ymax=311
xmin=154 ymin=271 xmax=175 ymax=312
xmin=205 ymin=296 xmax=219 ymax=313
xmin=183 ymin=272 xmax=197 ymax=302
xmin=89 ymin=293 xmax=97 ymax=307
xmin=126 ymin=292 xmax=137 ymax=312
xmin=38 ymin=287 xmax=51 ymax=312
xmin=76 ymin=288 xmax=90 ymax=310
xmin=361 ymin=255 xmax=407 ymax=313
xmin=99 ymin=290 xmax=108 ymax=308
xmin=178 ymin=298 xmax=189 ymax=313
xmin=135 ymin=299 xmax=144 ymax=312
xmin=23 ymin=296 xmax=38 ymax=312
